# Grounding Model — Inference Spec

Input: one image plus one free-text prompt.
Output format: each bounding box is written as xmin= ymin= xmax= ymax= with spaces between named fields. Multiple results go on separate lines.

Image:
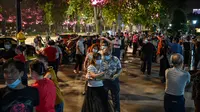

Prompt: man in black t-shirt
xmin=0 ymin=41 xmax=16 ymax=62
xmin=0 ymin=59 xmax=39 ymax=112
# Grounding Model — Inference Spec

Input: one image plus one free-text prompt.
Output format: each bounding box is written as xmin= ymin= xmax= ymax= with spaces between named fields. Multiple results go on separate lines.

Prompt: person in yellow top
xmin=17 ymin=30 xmax=26 ymax=45
xmin=37 ymin=54 xmax=64 ymax=112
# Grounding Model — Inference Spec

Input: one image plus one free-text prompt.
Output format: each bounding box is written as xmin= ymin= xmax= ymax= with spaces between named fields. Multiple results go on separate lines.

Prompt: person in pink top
xmin=30 ymin=60 xmax=56 ymax=112
xmin=132 ymin=33 xmax=138 ymax=56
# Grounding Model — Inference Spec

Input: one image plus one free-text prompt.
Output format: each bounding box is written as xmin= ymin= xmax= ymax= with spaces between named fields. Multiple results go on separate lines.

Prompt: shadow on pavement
xmin=66 ymin=74 xmax=82 ymax=80
xmin=120 ymin=94 xmax=162 ymax=101
xmin=64 ymin=89 xmax=80 ymax=96
xmin=134 ymin=106 xmax=194 ymax=112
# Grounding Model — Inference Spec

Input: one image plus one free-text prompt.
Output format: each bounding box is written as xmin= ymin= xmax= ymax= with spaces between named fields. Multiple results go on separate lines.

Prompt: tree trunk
xmin=116 ymin=13 xmax=122 ymax=35
xmin=94 ymin=6 xmax=101 ymax=34
xmin=1 ymin=19 xmax=6 ymax=35
xmin=129 ymin=24 xmax=133 ymax=32
xmin=48 ymin=24 xmax=51 ymax=35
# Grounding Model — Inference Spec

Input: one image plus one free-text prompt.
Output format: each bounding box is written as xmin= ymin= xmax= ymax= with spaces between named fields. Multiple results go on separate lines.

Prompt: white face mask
xmin=143 ymin=39 xmax=148 ymax=44
xmin=92 ymin=49 xmax=98 ymax=53
xmin=4 ymin=45 xmax=11 ymax=50
xmin=101 ymin=46 xmax=107 ymax=50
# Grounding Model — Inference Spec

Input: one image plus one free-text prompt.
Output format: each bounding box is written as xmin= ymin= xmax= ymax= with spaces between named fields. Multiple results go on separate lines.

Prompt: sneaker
xmin=73 ymin=70 xmax=77 ymax=73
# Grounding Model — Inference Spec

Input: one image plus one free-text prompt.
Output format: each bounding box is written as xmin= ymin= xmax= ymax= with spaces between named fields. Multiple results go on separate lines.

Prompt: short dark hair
xmin=29 ymin=60 xmax=46 ymax=76
xmin=4 ymin=41 xmax=11 ymax=45
xmin=3 ymin=59 xmax=25 ymax=73
xmin=16 ymin=45 xmax=26 ymax=52
xmin=48 ymin=40 xmax=55 ymax=45
xmin=101 ymin=41 xmax=109 ymax=47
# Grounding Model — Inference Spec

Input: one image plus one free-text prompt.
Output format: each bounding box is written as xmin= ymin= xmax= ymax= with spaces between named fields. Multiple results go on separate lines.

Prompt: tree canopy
xmin=0 ymin=0 xmax=190 ymax=33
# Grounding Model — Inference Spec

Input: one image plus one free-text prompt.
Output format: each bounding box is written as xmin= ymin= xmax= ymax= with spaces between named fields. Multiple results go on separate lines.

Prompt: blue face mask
xmin=7 ymin=79 xmax=21 ymax=89
xmin=96 ymin=60 xmax=102 ymax=65
xmin=105 ymin=55 xmax=111 ymax=60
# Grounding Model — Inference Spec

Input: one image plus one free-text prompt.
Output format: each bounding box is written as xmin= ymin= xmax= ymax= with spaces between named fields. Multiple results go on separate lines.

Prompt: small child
xmin=14 ymin=45 xmax=27 ymax=86
xmin=14 ymin=45 xmax=26 ymax=63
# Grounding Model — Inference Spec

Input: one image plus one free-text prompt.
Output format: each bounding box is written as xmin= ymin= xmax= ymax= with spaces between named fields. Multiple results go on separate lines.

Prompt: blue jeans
xmin=164 ymin=93 xmax=185 ymax=112
xmin=104 ymin=78 xmax=120 ymax=112
xmin=55 ymin=102 xmax=64 ymax=112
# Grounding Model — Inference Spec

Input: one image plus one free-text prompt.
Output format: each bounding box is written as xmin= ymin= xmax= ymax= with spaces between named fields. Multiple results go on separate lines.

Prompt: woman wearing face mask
xmin=83 ymin=44 xmax=99 ymax=71
xmin=37 ymin=55 xmax=64 ymax=112
xmin=82 ymin=53 xmax=110 ymax=112
xmin=0 ymin=59 xmax=39 ymax=112
xmin=82 ymin=44 xmax=99 ymax=95
xmin=30 ymin=60 xmax=56 ymax=112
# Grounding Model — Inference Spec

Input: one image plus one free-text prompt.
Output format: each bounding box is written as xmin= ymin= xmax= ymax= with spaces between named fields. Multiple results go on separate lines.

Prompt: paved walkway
xmin=0 ymin=48 xmax=195 ymax=112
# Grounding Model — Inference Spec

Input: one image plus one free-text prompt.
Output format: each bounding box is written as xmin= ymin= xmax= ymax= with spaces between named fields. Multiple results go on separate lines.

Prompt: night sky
xmin=186 ymin=0 xmax=200 ymax=13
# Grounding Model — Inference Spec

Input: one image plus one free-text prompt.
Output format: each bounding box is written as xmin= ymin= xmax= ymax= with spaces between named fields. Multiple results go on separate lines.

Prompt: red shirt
xmin=32 ymin=78 xmax=56 ymax=112
xmin=14 ymin=54 xmax=26 ymax=63
xmin=43 ymin=46 xmax=57 ymax=62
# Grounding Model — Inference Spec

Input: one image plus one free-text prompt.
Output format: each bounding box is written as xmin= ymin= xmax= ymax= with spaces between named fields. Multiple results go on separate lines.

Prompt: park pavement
xmin=0 ymin=47 xmax=195 ymax=112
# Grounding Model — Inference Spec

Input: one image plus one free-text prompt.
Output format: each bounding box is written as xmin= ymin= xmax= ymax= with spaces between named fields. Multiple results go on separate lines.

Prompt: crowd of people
xmin=0 ymin=31 xmax=200 ymax=112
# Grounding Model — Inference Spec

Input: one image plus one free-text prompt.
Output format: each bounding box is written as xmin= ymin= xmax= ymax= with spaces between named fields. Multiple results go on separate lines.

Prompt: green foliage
xmin=66 ymin=0 xmax=94 ymax=24
xmin=36 ymin=0 xmax=68 ymax=26
xmin=42 ymin=2 xmax=53 ymax=25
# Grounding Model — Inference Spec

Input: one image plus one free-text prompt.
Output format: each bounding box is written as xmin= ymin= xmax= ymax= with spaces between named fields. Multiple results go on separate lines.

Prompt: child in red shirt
xmin=14 ymin=45 xmax=26 ymax=63
xmin=14 ymin=45 xmax=27 ymax=85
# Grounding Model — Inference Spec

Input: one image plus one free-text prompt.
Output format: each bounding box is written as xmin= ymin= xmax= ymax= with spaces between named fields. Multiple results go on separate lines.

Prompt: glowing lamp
xmin=193 ymin=20 xmax=197 ymax=25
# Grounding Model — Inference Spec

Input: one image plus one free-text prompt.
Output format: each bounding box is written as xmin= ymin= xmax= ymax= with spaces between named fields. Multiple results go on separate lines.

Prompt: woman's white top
xmin=87 ymin=65 xmax=103 ymax=87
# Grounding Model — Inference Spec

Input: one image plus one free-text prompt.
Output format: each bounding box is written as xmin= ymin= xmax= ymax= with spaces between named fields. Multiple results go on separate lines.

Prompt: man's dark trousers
xmin=104 ymin=78 xmax=120 ymax=112
xmin=164 ymin=93 xmax=185 ymax=112
xmin=141 ymin=55 xmax=152 ymax=75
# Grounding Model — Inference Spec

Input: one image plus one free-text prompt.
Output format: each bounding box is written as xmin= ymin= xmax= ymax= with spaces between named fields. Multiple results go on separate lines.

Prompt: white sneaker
xmin=73 ymin=70 xmax=77 ymax=73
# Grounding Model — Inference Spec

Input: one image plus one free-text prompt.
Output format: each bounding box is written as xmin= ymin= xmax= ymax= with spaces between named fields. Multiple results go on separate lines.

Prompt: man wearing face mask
xmin=100 ymin=33 xmax=121 ymax=59
xmin=141 ymin=38 xmax=156 ymax=76
xmin=100 ymin=42 xmax=122 ymax=112
xmin=0 ymin=41 xmax=16 ymax=64
xmin=0 ymin=59 xmax=39 ymax=112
